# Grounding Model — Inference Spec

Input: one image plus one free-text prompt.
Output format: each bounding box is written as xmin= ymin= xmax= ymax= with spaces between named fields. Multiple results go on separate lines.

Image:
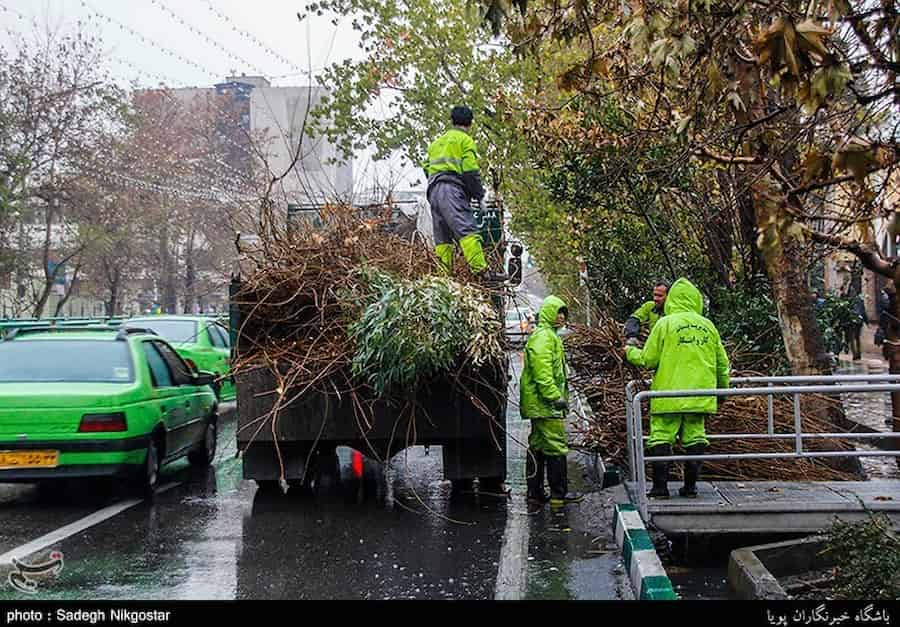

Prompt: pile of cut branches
xmin=231 ymin=205 xmax=506 ymax=454
xmin=565 ymin=320 xmax=860 ymax=481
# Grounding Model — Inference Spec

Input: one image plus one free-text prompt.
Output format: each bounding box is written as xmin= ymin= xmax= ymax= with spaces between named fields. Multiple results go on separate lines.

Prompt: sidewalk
xmin=836 ymin=323 xmax=889 ymax=369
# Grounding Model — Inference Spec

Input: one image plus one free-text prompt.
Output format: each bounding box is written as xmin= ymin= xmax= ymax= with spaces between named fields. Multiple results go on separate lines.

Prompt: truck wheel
xmin=288 ymin=469 xmax=319 ymax=499
xmin=288 ymin=481 xmax=316 ymax=498
xmin=255 ymin=480 xmax=281 ymax=494
xmin=450 ymin=478 xmax=474 ymax=496
xmin=479 ymin=477 xmax=507 ymax=494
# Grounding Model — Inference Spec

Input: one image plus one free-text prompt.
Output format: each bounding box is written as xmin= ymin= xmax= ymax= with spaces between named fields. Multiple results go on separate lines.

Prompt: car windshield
xmin=0 ymin=340 xmax=134 ymax=383
xmin=126 ymin=320 xmax=198 ymax=344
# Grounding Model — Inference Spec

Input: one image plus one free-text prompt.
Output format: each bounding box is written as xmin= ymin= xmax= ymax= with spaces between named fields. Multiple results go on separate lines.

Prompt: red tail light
xmin=79 ymin=413 xmax=127 ymax=432
xmin=351 ymin=450 xmax=364 ymax=478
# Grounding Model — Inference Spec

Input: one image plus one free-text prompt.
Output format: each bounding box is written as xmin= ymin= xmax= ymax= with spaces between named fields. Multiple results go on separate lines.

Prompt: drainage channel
xmin=657 ymin=532 xmax=812 ymax=600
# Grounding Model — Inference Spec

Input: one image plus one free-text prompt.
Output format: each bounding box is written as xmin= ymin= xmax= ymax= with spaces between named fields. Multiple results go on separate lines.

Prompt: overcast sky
xmin=0 ymin=0 xmax=422 ymax=193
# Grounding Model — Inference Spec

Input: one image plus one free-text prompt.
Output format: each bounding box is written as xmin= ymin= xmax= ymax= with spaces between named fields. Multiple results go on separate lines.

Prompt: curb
xmin=612 ymin=503 xmax=678 ymax=600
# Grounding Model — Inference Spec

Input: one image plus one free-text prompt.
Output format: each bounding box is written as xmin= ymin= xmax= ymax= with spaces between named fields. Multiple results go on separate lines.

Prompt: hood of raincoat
xmin=663 ymin=278 xmax=703 ymax=316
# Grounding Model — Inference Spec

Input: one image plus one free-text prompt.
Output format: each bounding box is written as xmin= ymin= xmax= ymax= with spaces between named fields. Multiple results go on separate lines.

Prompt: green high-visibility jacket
xmin=423 ymin=128 xmax=485 ymax=200
xmin=630 ymin=301 xmax=663 ymax=332
xmin=626 ymin=278 xmax=731 ymax=415
xmin=520 ymin=295 xmax=568 ymax=420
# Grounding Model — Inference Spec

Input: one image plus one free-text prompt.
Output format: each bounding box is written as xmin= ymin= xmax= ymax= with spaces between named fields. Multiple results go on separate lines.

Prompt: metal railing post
xmin=634 ymin=393 xmax=649 ymax=520
xmin=625 ymin=382 xmax=635 ymax=481
xmin=623 ymin=376 xmax=900 ymax=527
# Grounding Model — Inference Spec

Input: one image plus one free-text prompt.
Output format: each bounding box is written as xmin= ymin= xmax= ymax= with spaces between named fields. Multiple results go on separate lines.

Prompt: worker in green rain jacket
xmin=423 ymin=106 xmax=506 ymax=284
xmin=625 ymin=278 xmax=731 ymax=499
xmin=623 ymin=281 xmax=669 ymax=346
xmin=520 ymin=295 xmax=583 ymax=507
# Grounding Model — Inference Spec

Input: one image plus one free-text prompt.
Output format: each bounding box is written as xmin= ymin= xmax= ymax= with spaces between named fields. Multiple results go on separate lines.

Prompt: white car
xmin=505 ymin=307 xmax=534 ymax=346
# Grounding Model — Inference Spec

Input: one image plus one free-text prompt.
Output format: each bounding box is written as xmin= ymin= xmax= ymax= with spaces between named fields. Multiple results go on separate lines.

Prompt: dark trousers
xmin=526 ymin=449 xmax=567 ymax=498
xmin=846 ymin=325 xmax=862 ymax=360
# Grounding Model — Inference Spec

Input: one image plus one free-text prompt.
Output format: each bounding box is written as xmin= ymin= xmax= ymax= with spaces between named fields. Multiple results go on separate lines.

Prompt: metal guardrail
xmin=625 ymin=375 xmax=900 ymax=520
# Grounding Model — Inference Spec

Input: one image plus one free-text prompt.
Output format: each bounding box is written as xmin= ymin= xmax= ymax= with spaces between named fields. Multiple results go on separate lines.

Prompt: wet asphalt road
xmin=0 ymin=354 xmax=632 ymax=600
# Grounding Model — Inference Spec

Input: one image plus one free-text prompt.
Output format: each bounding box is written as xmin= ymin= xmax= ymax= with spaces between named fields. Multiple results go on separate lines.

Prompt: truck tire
xmin=255 ymin=480 xmax=281 ymax=493
xmin=288 ymin=453 xmax=322 ymax=498
xmin=450 ymin=478 xmax=474 ymax=495
xmin=288 ymin=477 xmax=318 ymax=498
xmin=478 ymin=477 xmax=507 ymax=494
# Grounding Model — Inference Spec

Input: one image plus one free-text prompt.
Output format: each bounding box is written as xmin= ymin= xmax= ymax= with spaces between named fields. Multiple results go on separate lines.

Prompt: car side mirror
xmin=193 ymin=371 xmax=216 ymax=387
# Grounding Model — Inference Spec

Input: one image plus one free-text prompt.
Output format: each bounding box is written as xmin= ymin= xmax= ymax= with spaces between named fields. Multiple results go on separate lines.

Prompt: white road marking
xmin=0 ymin=481 xmax=180 ymax=565
xmin=495 ymin=353 xmax=530 ymax=600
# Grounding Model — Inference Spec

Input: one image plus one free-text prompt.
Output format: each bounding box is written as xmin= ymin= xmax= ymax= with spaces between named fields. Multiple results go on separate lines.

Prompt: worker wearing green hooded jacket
xmin=625 ymin=278 xmax=730 ymax=498
xmin=520 ymin=295 xmax=583 ymax=507
xmin=623 ymin=281 xmax=669 ymax=346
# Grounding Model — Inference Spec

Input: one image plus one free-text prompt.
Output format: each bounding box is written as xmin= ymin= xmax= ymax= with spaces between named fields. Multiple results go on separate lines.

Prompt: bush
xmin=708 ymin=275 xmax=789 ymax=373
xmin=815 ymin=294 xmax=859 ymax=356
xmin=823 ymin=514 xmax=900 ymax=600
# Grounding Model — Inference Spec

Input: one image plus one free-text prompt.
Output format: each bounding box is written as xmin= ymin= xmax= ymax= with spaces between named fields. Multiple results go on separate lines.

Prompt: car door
xmin=206 ymin=323 xmax=230 ymax=373
xmin=142 ymin=341 xmax=183 ymax=461
xmin=206 ymin=323 xmax=233 ymax=397
xmin=154 ymin=340 xmax=205 ymax=454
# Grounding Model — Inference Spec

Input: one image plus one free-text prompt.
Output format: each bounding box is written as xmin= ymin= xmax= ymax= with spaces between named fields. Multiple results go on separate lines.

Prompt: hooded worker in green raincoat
xmin=625 ymin=278 xmax=731 ymax=499
xmin=623 ymin=281 xmax=669 ymax=346
xmin=520 ymin=295 xmax=583 ymax=507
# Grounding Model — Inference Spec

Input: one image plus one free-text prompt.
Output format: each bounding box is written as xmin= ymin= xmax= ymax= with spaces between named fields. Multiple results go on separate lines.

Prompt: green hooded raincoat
xmin=520 ymin=295 xmax=569 ymax=457
xmin=625 ymin=278 xmax=730 ymax=448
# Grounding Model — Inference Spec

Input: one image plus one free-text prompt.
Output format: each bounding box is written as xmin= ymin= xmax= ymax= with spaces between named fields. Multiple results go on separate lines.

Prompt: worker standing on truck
xmin=423 ymin=105 xmax=506 ymax=284
xmin=625 ymin=278 xmax=730 ymax=499
xmin=520 ymin=295 xmax=583 ymax=508
xmin=623 ymin=281 xmax=669 ymax=346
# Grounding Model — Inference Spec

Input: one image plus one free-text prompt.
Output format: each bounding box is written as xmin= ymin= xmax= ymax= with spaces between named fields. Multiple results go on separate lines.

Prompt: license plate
xmin=0 ymin=450 xmax=59 ymax=469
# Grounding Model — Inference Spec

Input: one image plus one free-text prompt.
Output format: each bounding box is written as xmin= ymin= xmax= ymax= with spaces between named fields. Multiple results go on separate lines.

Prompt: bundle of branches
xmin=231 ymin=205 xmax=504 ymax=410
xmin=347 ymin=268 xmax=503 ymax=397
xmin=565 ymin=319 xmax=860 ymax=482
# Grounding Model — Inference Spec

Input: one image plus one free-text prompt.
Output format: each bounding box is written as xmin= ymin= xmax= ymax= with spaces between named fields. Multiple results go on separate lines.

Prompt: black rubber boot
xmin=679 ymin=443 xmax=707 ymax=498
xmin=526 ymin=449 xmax=548 ymax=503
xmin=647 ymin=444 xmax=671 ymax=499
xmin=547 ymin=456 xmax=583 ymax=505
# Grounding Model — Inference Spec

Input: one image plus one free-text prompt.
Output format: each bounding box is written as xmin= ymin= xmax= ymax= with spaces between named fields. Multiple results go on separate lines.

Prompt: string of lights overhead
xmin=2 ymin=0 xmax=327 ymax=205
xmin=147 ymin=0 xmax=272 ymax=80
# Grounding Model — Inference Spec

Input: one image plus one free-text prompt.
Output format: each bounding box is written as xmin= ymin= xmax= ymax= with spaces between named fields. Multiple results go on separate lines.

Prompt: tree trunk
xmin=159 ymin=220 xmax=177 ymax=314
xmin=53 ymin=261 xmax=81 ymax=317
xmin=762 ymin=229 xmax=831 ymax=374
xmin=184 ymin=229 xmax=196 ymax=314
xmin=106 ymin=265 xmax=120 ymax=317
xmin=702 ymin=201 xmax=734 ymax=287
xmin=731 ymin=58 xmax=829 ymax=374
xmin=32 ymin=203 xmax=58 ymax=318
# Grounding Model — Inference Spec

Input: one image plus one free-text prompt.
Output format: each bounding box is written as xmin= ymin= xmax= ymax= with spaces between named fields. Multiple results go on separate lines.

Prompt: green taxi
xmin=122 ymin=316 xmax=234 ymax=401
xmin=0 ymin=326 xmax=218 ymax=495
